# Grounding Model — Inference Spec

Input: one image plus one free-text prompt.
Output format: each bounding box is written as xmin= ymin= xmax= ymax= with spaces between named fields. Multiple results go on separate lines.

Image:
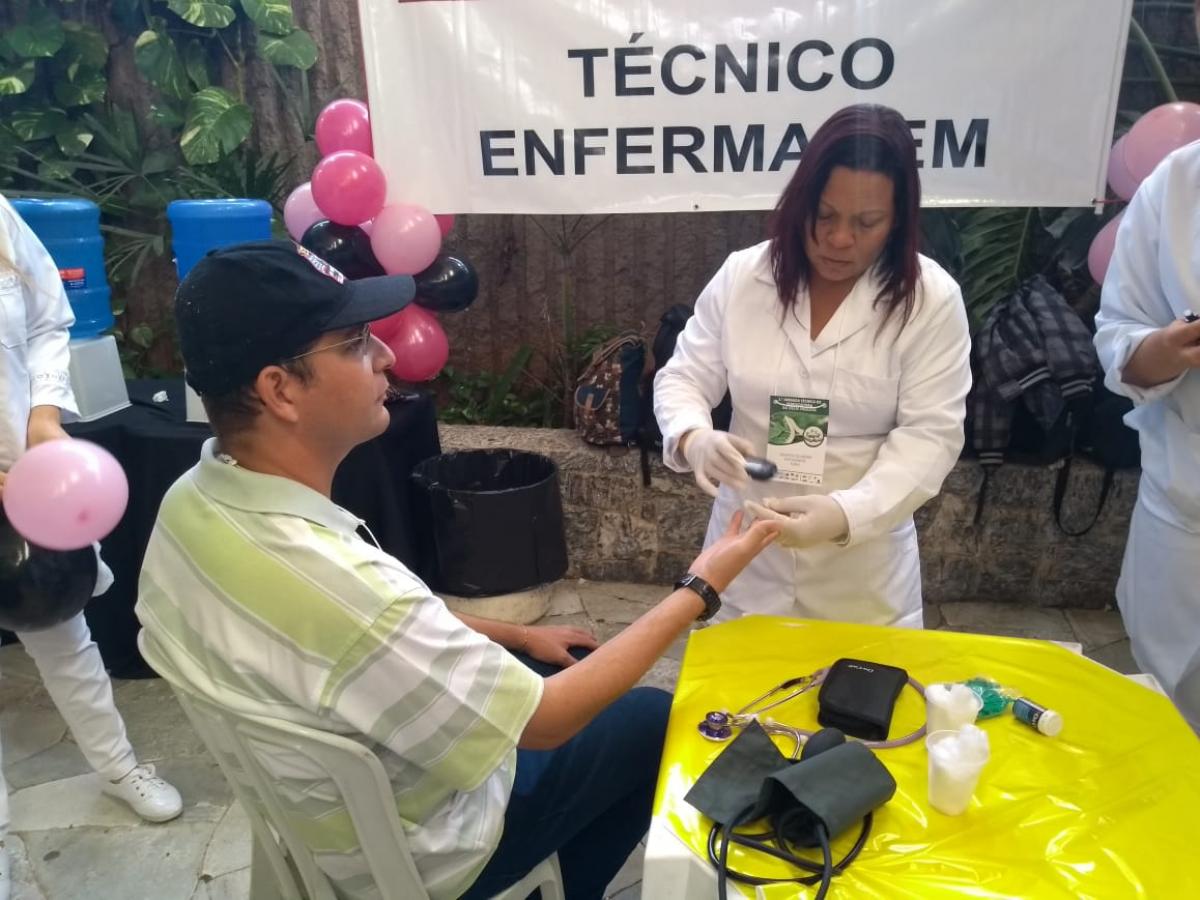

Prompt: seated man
xmin=136 ymin=241 xmax=779 ymax=900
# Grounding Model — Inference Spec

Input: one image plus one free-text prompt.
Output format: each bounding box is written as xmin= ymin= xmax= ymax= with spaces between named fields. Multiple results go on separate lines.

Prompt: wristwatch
xmin=675 ymin=573 xmax=722 ymax=622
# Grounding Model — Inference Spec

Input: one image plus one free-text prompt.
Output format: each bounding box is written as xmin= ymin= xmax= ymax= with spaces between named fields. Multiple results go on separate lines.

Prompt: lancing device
xmin=744 ymin=456 xmax=778 ymax=480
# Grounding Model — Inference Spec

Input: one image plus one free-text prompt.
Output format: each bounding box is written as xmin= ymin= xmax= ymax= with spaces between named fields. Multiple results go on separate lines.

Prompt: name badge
xmin=766 ymin=396 xmax=829 ymax=485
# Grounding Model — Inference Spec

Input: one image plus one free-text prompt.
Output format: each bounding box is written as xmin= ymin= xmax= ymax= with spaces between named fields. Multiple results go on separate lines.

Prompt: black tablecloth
xmin=3 ymin=380 xmax=441 ymax=677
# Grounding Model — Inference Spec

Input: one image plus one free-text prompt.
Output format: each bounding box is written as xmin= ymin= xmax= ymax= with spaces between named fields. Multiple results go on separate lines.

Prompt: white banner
xmin=358 ymin=0 xmax=1133 ymax=214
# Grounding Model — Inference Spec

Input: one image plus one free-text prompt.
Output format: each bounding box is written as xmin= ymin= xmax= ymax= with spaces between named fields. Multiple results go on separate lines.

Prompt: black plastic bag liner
xmin=412 ymin=449 xmax=568 ymax=597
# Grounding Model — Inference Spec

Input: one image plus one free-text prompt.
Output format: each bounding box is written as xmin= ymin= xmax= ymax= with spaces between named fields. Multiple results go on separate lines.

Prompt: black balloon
xmin=300 ymin=219 xmax=385 ymax=280
xmin=0 ymin=510 xmax=97 ymax=632
xmin=413 ymin=255 xmax=479 ymax=314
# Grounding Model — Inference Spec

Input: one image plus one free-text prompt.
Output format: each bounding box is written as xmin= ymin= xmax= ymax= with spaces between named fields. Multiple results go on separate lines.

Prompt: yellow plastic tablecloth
xmin=654 ymin=616 xmax=1200 ymax=898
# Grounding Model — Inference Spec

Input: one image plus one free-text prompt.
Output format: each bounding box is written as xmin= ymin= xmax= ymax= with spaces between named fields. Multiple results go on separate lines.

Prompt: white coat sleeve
xmin=1093 ymin=169 xmax=1183 ymax=405
xmin=7 ymin=202 xmax=77 ymax=417
xmin=653 ymin=257 xmax=735 ymax=471
xmin=828 ymin=285 xmax=972 ymax=546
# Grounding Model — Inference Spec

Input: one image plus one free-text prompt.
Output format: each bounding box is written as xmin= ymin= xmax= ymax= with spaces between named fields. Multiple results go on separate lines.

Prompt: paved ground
xmin=0 ymin=581 xmax=1138 ymax=900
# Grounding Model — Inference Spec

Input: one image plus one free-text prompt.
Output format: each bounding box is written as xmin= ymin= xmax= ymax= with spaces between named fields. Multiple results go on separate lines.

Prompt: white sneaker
xmin=102 ymin=764 xmax=183 ymax=823
xmin=1 ymin=844 xmax=11 ymax=900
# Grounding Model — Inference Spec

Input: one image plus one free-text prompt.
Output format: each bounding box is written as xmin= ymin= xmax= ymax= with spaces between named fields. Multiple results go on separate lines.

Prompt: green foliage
xmin=920 ymin=0 xmax=1191 ymax=331
xmin=0 ymin=0 xmax=317 ymax=376
xmin=437 ymin=347 xmax=549 ymax=427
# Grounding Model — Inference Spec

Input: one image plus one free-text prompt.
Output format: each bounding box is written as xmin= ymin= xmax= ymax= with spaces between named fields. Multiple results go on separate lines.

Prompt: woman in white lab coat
xmin=0 ymin=194 xmax=182 ymax=898
xmin=1094 ymin=139 xmax=1200 ymax=729
xmin=654 ymin=105 xmax=971 ymax=626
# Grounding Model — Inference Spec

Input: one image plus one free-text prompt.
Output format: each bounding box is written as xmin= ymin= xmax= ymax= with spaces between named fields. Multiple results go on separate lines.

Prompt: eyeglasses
xmin=288 ymin=324 xmax=373 ymax=361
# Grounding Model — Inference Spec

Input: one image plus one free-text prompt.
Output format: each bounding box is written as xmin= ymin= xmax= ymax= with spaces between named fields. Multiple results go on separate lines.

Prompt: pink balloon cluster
xmin=1091 ymin=102 xmax=1200 ymax=283
xmin=281 ymin=98 xmax=462 ymax=381
xmin=2 ymin=440 xmax=129 ymax=550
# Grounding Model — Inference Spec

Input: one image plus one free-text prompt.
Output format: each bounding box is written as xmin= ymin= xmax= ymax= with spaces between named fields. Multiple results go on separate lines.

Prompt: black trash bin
xmin=412 ymin=449 xmax=569 ymax=597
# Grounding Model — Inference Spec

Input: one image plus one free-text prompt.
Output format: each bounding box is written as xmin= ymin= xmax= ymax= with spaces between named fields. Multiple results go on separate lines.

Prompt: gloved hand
xmin=744 ymin=494 xmax=849 ymax=549
xmin=682 ymin=428 xmax=756 ymax=498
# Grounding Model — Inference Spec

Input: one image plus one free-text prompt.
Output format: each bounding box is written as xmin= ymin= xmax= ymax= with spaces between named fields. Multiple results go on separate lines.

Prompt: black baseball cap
xmin=176 ymin=239 xmax=415 ymax=395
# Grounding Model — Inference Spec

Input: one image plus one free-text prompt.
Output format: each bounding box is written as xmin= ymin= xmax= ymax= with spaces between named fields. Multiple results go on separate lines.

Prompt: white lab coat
xmin=0 ymin=194 xmax=112 ymax=596
xmin=655 ymin=240 xmax=971 ymax=626
xmin=1094 ymin=140 xmax=1200 ymax=725
xmin=0 ymin=193 xmax=78 ymax=471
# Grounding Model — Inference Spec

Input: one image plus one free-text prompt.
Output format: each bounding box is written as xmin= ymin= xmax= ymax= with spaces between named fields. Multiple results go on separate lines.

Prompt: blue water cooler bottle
xmin=166 ymin=199 xmax=273 ymax=419
xmin=11 ymin=198 xmax=129 ymax=420
xmin=166 ymin=199 xmax=273 ymax=279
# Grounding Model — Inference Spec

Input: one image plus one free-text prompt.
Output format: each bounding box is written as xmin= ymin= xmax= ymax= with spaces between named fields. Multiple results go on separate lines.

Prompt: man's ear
xmin=253 ymin=365 xmax=305 ymax=424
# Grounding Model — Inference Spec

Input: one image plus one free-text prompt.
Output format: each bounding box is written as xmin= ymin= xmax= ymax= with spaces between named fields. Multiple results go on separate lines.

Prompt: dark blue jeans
xmin=460 ymin=652 xmax=672 ymax=900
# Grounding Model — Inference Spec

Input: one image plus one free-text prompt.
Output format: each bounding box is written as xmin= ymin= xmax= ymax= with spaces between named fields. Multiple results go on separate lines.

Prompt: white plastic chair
xmin=138 ymin=630 xmax=563 ymax=900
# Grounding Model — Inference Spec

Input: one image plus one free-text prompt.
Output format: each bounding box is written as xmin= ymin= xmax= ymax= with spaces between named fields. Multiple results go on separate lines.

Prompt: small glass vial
xmin=1012 ymin=697 xmax=1062 ymax=737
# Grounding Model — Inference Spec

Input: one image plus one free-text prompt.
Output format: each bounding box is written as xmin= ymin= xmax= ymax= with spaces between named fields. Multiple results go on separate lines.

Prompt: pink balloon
xmin=283 ymin=182 xmax=324 ymax=241
xmin=2 ymin=439 xmax=129 ymax=551
xmin=1087 ymin=211 xmax=1125 ymax=284
xmin=311 ymin=151 xmax=387 ymax=226
xmin=1106 ymin=136 xmax=1141 ymax=202
xmin=434 ymin=214 xmax=456 ymax=237
xmin=370 ymin=309 xmax=405 ymax=344
xmin=316 ymin=99 xmax=373 ymax=158
xmin=1124 ymin=102 xmax=1200 ymax=183
xmin=385 ymin=306 xmax=449 ymax=382
xmin=359 ymin=217 xmax=375 ymax=237
xmin=370 ymin=203 xmax=442 ymax=275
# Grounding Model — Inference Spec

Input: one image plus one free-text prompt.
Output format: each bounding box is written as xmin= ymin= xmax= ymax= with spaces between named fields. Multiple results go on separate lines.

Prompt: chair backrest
xmin=137 ymin=629 xmax=429 ymax=900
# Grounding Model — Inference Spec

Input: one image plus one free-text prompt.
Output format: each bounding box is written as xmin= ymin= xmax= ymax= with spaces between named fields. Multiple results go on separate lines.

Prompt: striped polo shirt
xmin=136 ymin=439 xmax=543 ymax=900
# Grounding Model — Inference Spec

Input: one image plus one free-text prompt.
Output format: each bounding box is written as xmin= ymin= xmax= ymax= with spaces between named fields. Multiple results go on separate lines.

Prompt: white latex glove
xmin=681 ymin=428 xmax=756 ymax=498
xmin=744 ymin=494 xmax=849 ymax=549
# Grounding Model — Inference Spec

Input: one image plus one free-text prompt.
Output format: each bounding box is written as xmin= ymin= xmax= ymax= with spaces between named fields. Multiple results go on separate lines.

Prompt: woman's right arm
xmin=653 ymin=255 xmax=737 ymax=471
xmin=1094 ymin=163 xmax=1199 ymax=400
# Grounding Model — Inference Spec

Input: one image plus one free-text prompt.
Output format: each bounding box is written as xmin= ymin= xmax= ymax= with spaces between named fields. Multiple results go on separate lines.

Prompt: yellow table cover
xmin=655 ymin=616 xmax=1200 ymax=898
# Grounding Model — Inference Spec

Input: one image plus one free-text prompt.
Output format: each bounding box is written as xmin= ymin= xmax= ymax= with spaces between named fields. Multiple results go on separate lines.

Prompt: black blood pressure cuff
xmin=684 ymin=721 xmax=896 ymax=846
xmin=817 ymin=658 xmax=908 ymax=741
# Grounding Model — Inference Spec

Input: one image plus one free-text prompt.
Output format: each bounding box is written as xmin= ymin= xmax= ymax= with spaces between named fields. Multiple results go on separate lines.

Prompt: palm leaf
xmin=957 ymin=207 xmax=1035 ymax=332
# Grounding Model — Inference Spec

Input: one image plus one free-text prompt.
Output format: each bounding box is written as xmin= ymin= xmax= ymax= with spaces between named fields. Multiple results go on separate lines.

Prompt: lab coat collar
xmin=754 ymin=251 xmax=880 ymax=359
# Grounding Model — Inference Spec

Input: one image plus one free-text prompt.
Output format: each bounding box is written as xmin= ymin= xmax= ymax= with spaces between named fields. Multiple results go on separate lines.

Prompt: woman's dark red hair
xmin=768 ymin=104 xmax=921 ymax=329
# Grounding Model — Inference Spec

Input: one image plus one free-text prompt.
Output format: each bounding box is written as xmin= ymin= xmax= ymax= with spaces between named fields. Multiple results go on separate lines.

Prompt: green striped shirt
xmin=136 ymin=439 xmax=543 ymax=899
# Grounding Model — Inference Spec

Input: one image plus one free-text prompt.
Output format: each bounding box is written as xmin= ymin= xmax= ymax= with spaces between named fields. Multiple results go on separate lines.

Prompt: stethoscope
xmin=697 ymin=669 xmax=928 ymax=758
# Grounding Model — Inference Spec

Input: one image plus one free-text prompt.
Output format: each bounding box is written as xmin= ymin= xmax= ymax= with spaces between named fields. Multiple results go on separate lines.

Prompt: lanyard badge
xmin=766 ymin=396 xmax=829 ymax=485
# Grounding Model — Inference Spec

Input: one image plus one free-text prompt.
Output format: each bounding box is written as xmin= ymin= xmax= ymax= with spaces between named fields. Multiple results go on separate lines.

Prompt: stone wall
xmin=439 ymin=425 xmax=1138 ymax=609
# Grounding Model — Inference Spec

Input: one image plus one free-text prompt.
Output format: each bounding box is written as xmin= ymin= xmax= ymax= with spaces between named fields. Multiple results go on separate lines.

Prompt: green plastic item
xmin=961 ymin=676 xmax=1020 ymax=719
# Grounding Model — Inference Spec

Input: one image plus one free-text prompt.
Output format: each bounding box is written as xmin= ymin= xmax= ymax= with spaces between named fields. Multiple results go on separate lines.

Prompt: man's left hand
xmin=523 ymin=624 xmax=600 ymax=668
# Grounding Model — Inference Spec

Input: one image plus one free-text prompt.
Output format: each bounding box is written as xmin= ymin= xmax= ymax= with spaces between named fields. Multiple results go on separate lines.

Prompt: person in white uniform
xmin=655 ymin=105 xmax=972 ymax=626
xmin=1094 ymin=132 xmax=1200 ymax=730
xmin=0 ymin=193 xmax=182 ymax=898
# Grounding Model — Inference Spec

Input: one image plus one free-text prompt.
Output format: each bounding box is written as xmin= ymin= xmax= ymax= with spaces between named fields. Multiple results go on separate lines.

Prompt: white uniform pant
xmin=0 ymin=612 xmax=136 ymax=836
xmin=1117 ymin=498 xmax=1200 ymax=731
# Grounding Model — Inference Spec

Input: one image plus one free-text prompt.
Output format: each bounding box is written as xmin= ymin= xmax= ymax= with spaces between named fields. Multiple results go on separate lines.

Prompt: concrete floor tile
xmin=201 ymin=802 xmax=252 ymax=878
xmin=23 ymin=821 xmax=215 ymax=900
xmin=605 ymin=840 xmax=645 ymax=897
xmin=3 ymin=740 xmax=91 ymax=792
xmin=3 ymin=834 xmax=48 ymax=900
xmin=0 ymin=706 xmax=68 ymax=766
xmin=547 ymin=581 xmax=585 ymax=616
xmin=939 ymin=602 xmax=1075 ymax=642
xmin=191 ymin=867 xmax=250 ymax=900
xmin=579 ymin=582 xmax=666 ymax=625
xmin=1084 ymin=639 xmax=1140 ymax=675
xmin=153 ymin=758 xmax=235 ymax=824
xmin=109 ymin=678 xmax=208 ymax=761
xmin=1065 ymin=608 xmax=1129 ymax=651
xmin=0 ymin=644 xmax=43 ymax=683
xmin=10 ymin=772 xmax=142 ymax=831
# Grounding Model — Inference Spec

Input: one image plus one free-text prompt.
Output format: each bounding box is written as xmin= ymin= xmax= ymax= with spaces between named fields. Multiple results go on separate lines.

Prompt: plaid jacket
xmin=970 ymin=276 xmax=1099 ymax=466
